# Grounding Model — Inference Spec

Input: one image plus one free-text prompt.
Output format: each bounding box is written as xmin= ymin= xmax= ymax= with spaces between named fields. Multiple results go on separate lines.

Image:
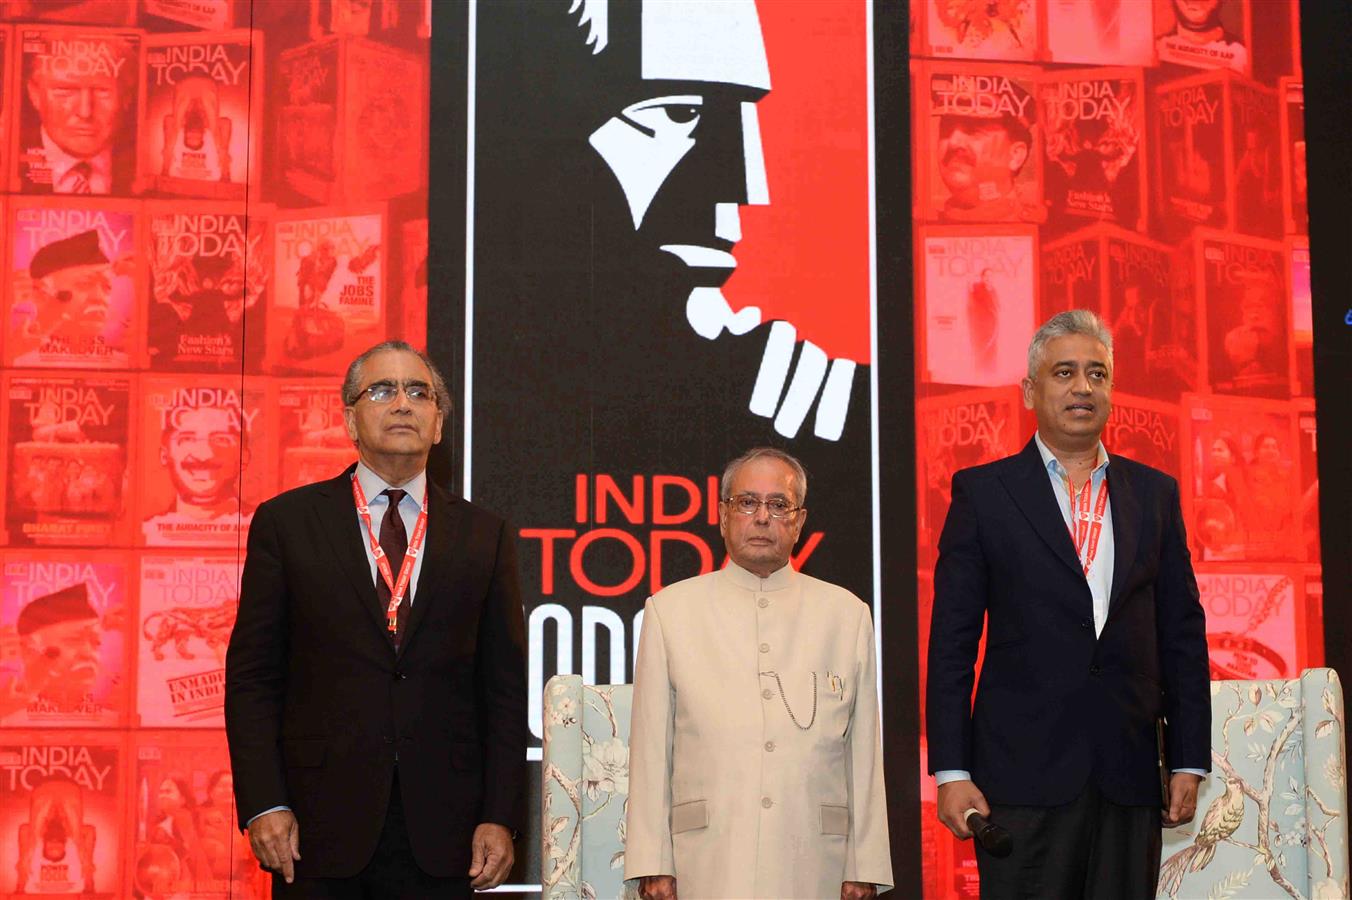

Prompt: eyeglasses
xmin=357 ymin=381 xmax=436 ymax=404
xmin=723 ymin=495 xmax=803 ymax=519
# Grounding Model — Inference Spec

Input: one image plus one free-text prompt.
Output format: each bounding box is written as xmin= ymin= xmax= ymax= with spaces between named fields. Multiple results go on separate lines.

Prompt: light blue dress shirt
xmin=352 ymin=462 xmax=428 ymax=604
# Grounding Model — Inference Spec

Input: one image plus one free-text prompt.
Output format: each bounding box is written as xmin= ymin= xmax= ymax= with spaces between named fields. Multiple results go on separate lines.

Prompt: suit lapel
xmin=1106 ymin=461 xmax=1142 ymax=611
xmin=998 ymin=439 xmax=1084 ymax=580
xmin=396 ymin=481 xmax=468 ymax=661
xmin=315 ymin=466 xmax=393 ymax=644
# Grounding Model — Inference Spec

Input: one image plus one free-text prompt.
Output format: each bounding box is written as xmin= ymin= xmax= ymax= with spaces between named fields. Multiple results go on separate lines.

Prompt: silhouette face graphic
xmin=587 ymin=1 xmax=771 ymax=293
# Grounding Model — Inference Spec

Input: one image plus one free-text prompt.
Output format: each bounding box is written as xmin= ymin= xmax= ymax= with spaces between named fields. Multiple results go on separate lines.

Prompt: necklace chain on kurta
xmin=760 ymin=670 xmax=817 ymax=730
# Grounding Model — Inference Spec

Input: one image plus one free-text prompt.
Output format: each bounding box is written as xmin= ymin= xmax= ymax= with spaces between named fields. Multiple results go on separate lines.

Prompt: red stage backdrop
xmin=911 ymin=0 xmax=1320 ymax=895
xmin=0 ymin=2 xmax=429 ymax=896
xmin=0 ymin=0 xmax=1327 ymax=896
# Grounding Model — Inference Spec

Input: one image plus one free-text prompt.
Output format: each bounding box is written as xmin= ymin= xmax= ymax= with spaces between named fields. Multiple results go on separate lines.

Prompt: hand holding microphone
xmin=937 ymin=780 xmax=1013 ymax=857
xmin=963 ymin=808 xmax=1013 ymax=858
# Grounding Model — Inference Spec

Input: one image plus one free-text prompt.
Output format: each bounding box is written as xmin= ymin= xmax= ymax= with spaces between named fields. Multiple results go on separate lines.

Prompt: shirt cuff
xmin=246 ymin=805 xmax=290 ymax=828
xmin=934 ymin=770 xmax=972 ymax=786
xmin=1172 ymin=768 xmax=1207 ymax=778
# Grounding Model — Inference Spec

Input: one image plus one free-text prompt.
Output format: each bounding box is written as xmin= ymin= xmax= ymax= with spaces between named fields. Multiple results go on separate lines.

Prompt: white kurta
xmin=624 ymin=562 xmax=893 ymax=898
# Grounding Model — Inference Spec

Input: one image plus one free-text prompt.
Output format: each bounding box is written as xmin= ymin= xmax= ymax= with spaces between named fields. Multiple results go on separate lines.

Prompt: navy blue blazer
xmin=926 ymin=439 xmax=1210 ymax=807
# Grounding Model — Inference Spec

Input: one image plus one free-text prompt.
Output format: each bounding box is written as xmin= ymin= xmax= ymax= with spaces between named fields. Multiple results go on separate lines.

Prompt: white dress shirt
xmin=936 ymin=433 xmax=1202 ymax=786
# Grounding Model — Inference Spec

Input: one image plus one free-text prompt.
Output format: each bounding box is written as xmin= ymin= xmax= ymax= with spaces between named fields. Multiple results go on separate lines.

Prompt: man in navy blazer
xmin=927 ymin=310 xmax=1210 ymax=897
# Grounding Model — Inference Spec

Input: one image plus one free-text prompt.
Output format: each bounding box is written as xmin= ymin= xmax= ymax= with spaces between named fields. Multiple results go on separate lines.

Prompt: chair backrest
xmin=541 ymin=674 xmax=636 ymax=900
xmin=1157 ymin=668 xmax=1349 ymax=899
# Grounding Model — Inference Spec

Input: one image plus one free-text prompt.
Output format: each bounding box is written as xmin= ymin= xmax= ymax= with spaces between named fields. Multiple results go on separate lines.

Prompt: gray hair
xmin=1026 ymin=310 xmax=1114 ymax=380
xmin=341 ymin=341 xmax=452 ymax=421
xmin=720 ymin=447 xmax=808 ymax=507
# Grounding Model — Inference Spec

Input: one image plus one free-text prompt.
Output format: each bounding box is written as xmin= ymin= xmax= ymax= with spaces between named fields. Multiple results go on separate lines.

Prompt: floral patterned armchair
xmin=541 ymin=674 xmax=637 ymax=900
xmin=1158 ymin=668 xmax=1348 ymax=900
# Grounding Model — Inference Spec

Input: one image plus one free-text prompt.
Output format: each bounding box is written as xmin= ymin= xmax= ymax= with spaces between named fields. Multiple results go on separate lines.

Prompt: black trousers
xmin=976 ymin=783 xmax=1162 ymax=900
xmin=272 ymin=772 xmax=470 ymax=900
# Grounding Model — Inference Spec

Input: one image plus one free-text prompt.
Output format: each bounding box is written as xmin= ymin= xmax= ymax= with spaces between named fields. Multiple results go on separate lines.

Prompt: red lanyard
xmin=351 ymin=474 xmax=429 ymax=632
xmin=1065 ymin=473 xmax=1110 ymax=577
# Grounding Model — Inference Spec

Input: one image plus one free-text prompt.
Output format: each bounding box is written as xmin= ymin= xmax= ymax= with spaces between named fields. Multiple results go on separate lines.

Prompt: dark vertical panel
xmin=427 ymin=2 xmax=468 ymax=494
xmin=876 ymin=0 xmax=922 ymax=895
xmin=1299 ymin=0 xmax=1352 ymax=683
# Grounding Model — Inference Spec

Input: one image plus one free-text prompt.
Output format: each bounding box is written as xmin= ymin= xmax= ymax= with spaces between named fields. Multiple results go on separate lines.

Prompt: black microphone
xmin=964 ymin=808 xmax=1013 ymax=858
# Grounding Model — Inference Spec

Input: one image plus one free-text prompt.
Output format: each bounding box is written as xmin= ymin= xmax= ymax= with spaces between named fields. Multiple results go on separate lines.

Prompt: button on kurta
xmin=761 ymin=797 xmax=773 ymax=808
xmin=758 ymin=597 xmax=769 ymax=608
xmin=762 ymin=688 xmax=774 ymax=699
xmin=759 ymin=642 xmax=770 ymax=653
xmin=764 ymin=741 xmax=776 ymax=752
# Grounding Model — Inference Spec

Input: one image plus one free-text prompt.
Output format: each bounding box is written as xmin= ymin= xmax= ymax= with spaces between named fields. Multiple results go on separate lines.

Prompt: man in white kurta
xmin=624 ymin=449 xmax=892 ymax=899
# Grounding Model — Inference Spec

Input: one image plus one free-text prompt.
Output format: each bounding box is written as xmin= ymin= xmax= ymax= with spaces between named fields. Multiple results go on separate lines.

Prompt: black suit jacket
xmin=926 ymin=439 xmax=1210 ymax=807
xmin=224 ymin=466 xmax=527 ymax=877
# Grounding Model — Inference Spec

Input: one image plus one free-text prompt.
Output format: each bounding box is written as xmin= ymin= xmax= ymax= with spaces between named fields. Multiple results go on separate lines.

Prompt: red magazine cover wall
xmin=0 ymin=2 xmax=429 ymax=895
xmin=0 ymin=0 xmax=1328 ymax=895
xmin=910 ymin=0 xmax=1320 ymax=895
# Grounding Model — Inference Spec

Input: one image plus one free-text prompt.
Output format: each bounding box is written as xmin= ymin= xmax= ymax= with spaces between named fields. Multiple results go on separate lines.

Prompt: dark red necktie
xmin=378 ymin=489 xmax=410 ymax=649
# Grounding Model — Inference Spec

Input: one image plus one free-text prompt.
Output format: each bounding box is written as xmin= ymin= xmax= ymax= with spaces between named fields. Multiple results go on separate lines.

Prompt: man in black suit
xmin=927 ymin=310 xmax=1210 ymax=897
xmin=225 ymin=341 xmax=526 ymax=897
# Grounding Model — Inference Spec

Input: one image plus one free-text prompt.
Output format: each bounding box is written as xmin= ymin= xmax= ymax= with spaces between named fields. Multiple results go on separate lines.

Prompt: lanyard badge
xmin=351 ymin=474 xmax=430 ymax=631
xmin=1065 ymin=474 xmax=1110 ymax=578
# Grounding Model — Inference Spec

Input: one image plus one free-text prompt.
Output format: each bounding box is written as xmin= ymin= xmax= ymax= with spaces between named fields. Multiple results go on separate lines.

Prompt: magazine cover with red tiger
xmin=135 ymin=553 xmax=240 ymax=729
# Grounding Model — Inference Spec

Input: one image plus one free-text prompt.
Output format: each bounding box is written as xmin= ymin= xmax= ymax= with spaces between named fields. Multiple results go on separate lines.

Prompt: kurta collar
xmin=721 ymin=560 xmax=796 ymax=592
